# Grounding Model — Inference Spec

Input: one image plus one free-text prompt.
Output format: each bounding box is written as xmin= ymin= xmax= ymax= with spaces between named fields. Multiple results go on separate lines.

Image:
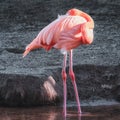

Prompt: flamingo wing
xmin=54 ymin=16 xmax=87 ymax=50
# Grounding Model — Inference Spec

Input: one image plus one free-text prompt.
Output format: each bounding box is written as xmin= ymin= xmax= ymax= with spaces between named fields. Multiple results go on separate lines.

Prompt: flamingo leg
xmin=61 ymin=53 xmax=67 ymax=117
xmin=69 ymin=50 xmax=82 ymax=114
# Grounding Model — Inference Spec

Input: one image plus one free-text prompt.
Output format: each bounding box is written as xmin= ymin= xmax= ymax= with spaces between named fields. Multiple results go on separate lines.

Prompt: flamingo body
xmin=37 ymin=15 xmax=86 ymax=50
xmin=23 ymin=9 xmax=94 ymax=56
xmin=23 ymin=8 xmax=94 ymax=117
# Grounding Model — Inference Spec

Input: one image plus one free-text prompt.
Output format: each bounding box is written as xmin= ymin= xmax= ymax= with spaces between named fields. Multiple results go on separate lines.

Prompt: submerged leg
xmin=69 ymin=50 xmax=81 ymax=114
xmin=61 ymin=53 xmax=67 ymax=117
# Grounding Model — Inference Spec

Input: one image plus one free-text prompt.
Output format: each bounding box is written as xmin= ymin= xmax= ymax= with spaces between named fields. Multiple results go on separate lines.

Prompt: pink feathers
xmin=23 ymin=8 xmax=94 ymax=57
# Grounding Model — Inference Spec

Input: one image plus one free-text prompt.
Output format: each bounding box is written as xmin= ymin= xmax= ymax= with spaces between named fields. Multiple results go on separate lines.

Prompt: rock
xmin=0 ymin=74 xmax=62 ymax=106
xmin=112 ymin=85 xmax=120 ymax=102
xmin=0 ymin=0 xmax=120 ymax=106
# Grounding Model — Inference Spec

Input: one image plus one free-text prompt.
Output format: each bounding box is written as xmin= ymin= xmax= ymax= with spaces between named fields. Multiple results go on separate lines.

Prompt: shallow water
xmin=0 ymin=104 xmax=120 ymax=120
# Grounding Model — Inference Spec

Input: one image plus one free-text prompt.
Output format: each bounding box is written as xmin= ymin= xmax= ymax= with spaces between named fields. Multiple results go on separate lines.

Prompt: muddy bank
xmin=0 ymin=65 xmax=120 ymax=106
xmin=0 ymin=0 xmax=120 ymax=106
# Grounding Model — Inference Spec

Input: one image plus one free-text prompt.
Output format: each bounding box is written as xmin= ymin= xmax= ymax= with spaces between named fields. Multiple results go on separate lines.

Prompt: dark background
xmin=0 ymin=0 xmax=120 ymax=106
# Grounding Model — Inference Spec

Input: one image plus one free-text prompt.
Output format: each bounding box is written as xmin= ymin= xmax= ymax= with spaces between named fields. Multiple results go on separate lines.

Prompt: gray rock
xmin=0 ymin=0 xmax=120 ymax=106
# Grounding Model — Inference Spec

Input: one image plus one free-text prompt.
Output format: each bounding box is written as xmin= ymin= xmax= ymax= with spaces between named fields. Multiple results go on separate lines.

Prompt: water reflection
xmin=0 ymin=105 xmax=120 ymax=120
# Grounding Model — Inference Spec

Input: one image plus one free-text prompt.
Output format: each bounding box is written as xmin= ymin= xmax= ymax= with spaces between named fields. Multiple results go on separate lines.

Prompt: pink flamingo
xmin=23 ymin=8 xmax=94 ymax=116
